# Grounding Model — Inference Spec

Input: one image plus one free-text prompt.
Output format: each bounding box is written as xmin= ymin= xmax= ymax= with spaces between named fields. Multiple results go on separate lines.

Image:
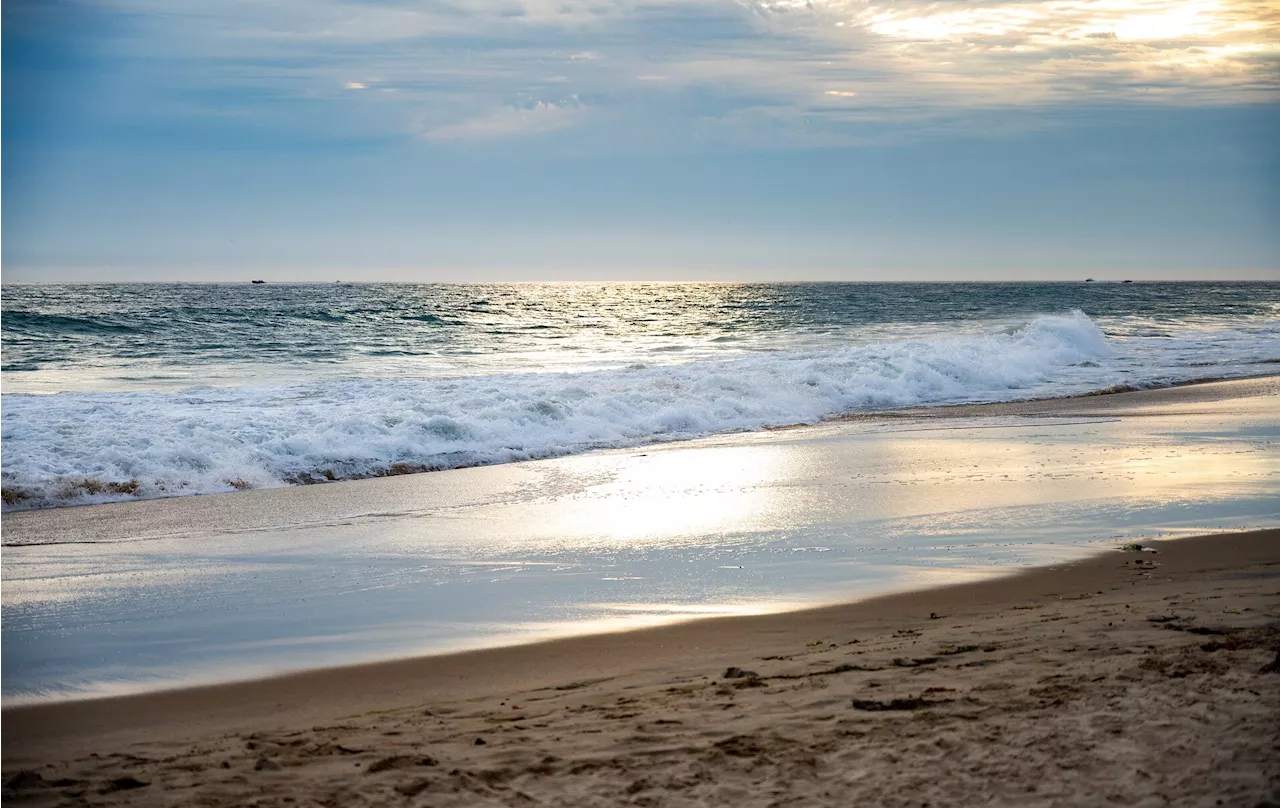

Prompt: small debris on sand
xmin=100 ymin=777 xmax=149 ymax=793
xmin=723 ymin=667 xmax=759 ymax=679
xmin=366 ymin=755 xmax=437 ymax=774
xmin=1261 ymin=652 xmax=1280 ymax=675
xmin=851 ymin=697 xmax=945 ymax=711
xmin=394 ymin=778 xmax=432 ymax=797
xmin=5 ymin=771 xmax=47 ymax=790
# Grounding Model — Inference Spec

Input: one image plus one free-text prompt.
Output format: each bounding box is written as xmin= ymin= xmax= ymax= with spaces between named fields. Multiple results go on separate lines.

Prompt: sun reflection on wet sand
xmin=2 ymin=386 xmax=1276 ymax=701
xmin=545 ymin=446 xmax=795 ymax=543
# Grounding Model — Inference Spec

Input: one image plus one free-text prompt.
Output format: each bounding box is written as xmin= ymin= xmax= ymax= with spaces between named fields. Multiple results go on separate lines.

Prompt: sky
xmin=2 ymin=0 xmax=1278 ymax=282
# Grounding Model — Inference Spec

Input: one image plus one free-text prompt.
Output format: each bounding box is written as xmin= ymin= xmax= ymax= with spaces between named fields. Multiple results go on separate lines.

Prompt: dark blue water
xmin=3 ymin=282 xmax=1277 ymax=389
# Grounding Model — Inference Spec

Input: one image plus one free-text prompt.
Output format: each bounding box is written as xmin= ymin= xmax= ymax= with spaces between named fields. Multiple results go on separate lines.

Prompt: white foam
xmin=0 ymin=310 xmax=1246 ymax=510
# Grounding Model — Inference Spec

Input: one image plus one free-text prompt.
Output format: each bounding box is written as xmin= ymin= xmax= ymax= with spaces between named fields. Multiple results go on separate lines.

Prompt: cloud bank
xmin=66 ymin=0 xmax=1279 ymax=146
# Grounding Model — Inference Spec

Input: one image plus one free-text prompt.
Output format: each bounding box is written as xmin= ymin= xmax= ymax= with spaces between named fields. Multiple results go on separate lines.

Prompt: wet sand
xmin=3 ymin=377 xmax=1278 ymax=805
xmin=5 ymin=376 xmax=1277 ymax=703
xmin=4 ymin=528 xmax=1279 ymax=806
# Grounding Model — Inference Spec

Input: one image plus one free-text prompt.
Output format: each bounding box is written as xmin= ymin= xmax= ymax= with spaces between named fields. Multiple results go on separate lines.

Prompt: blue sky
xmin=3 ymin=0 xmax=1278 ymax=281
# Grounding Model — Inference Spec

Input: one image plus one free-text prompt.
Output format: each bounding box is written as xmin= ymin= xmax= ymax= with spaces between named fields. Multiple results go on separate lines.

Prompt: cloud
xmin=65 ymin=0 xmax=1280 ymax=147
xmin=420 ymin=100 xmax=581 ymax=142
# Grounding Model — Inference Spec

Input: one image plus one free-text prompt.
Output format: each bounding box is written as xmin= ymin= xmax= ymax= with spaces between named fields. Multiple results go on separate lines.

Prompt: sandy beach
xmin=4 ymin=378 xmax=1278 ymax=805
xmin=4 ymin=527 xmax=1279 ymax=805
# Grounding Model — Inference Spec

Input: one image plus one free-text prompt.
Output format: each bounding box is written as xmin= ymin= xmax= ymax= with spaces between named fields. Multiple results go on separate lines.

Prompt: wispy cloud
xmin=67 ymin=0 xmax=1280 ymax=146
xmin=420 ymin=99 xmax=581 ymax=141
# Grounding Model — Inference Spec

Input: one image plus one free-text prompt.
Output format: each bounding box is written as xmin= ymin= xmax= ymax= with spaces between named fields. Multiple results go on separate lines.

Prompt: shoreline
xmin=837 ymin=371 xmax=1280 ymax=421
xmin=4 ymin=529 xmax=1277 ymax=804
xmin=2 ymin=376 xmax=1276 ymax=705
xmin=3 ymin=373 xmax=1277 ymax=518
xmin=5 ymin=529 xmax=1277 ymax=758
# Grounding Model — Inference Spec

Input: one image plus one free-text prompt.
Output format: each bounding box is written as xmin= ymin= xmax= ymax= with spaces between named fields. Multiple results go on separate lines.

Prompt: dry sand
xmin=4 ymin=528 xmax=1279 ymax=807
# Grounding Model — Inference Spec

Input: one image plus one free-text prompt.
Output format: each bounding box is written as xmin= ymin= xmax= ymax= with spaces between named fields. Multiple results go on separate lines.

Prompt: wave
xmin=2 ymin=311 xmax=143 ymax=336
xmin=0 ymin=311 xmax=1125 ymax=510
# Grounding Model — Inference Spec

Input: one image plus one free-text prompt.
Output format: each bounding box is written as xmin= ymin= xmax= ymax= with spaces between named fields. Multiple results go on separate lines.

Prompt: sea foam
xmin=2 ymin=311 xmax=1116 ymax=509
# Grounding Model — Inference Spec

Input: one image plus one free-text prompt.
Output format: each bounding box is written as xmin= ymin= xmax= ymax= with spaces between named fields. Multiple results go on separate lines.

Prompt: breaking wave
xmin=0 ymin=311 xmax=1130 ymax=510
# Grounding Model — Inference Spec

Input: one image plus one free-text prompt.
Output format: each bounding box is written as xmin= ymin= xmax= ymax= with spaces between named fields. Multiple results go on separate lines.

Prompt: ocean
xmin=2 ymin=281 xmax=1278 ymax=511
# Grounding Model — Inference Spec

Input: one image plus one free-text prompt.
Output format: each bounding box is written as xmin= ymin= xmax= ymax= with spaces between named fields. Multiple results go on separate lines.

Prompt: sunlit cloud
xmin=76 ymin=0 xmax=1280 ymax=146
xmin=853 ymin=0 xmax=1266 ymax=45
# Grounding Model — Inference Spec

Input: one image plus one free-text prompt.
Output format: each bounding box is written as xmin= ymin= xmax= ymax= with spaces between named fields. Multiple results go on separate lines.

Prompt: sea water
xmin=3 ymin=282 xmax=1278 ymax=510
xmin=3 ymin=281 xmax=1279 ymax=699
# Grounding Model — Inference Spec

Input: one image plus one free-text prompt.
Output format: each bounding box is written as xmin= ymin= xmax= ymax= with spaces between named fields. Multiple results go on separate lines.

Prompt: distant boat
xmin=1085 ymin=278 xmax=1095 ymax=282
xmin=251 ymin=280 xmax=266 ymax=284
xmin=1122 ymin=279 xmax=1133 ymax=283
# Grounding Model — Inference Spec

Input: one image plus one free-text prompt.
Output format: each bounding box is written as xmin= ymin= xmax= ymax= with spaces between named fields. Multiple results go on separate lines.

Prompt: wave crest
xmin=1 ymin=311 xmax=1113 ymax=510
